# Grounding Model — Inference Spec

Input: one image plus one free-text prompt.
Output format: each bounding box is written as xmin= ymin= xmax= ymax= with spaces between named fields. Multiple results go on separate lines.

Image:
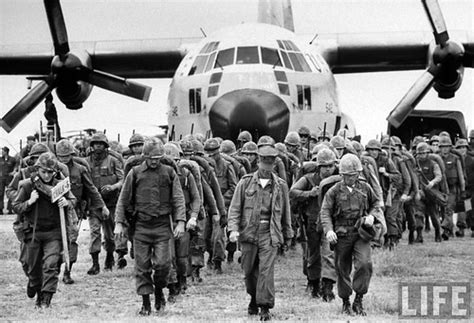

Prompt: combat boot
xmin=435 ymin=229 xmax=442 ymax=242
xmin=191 ymin=266 xmax=203 ymax=283
xmin=117 ymin=253 xmax=127 ymax=269
xmin=214 ymin=260 xmax=223 ymax=274
xmin=138 ymin=295 xmax=151 ymax=316
xmin=321 ymin=278 xmax=335 ymax=302
xmin=260 ymin=305 xmax=271 ymax=321
xmin=341 ymin=297 xmax=352 ymax=315
xmin=248 ymin=296 xmax=258 ymax=315
xmin=34 ymin=292 xmax=42 ymax=309
xmin=104 ymin=252 xmax=115 ymax=270
xmin=154 ymin=288 xmax=166 ymax=312
xmin=167 ymin=283 xmax=178 ymax=304
xmin=27 ymin=283 xmax=37 ymax=298
xmin=87 ymin=252 xmax=100 ymax=275
xmin=415 ymin=229 xmax=423 ymax=243
xmin=305 ymin=279 xmax=313 ymax=293
xmin=441 ymin=230 xmax=450 ymax=241
xmin=408 ymin=230 xmax=414 ymax=244
xmin=40 ymin=292 xmax=53 ymax=308
xmin=178 ymin=275 xmax=187 ymax=294
xmin=455 ymin=229 xmax=465 ymax=237
xmin=63 ymin=270 xmax=74 ymax=284
xmin=352 ymin=293 xmax=366 ymax=316
xmin=310 ymin=280 xmax=321 ymax=298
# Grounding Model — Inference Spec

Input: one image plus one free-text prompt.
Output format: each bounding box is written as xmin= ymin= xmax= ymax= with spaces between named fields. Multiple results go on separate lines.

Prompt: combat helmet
xmin=365 ymin=139 xmax=382 ymax=151
xmin=129 ymin=133 xmax=145 ymax=148
xmin=56 ymin=139 xmax=75 ymax=157
xmin=439 ymin=136 xmax=452 ymax=147
xmin=164 ymin=143 xmax=180 ymax=160
xmin=90 ymin=132 xmax=109 ymax=148
xmin=316 ymin=149 xmax=336 ymax=166
xmin=284 ymin=132 xmax=300 ymax=146
xmin=142 ymin=138 xmax=164 ymax=157
xmin=257 ymin=135 xmax=276 ymax=148
xmin=29 ymin=143 xmax=50 ymax=157
xmin=416 ymin=142 xmax=430 ymax=154
xmin=242 ymin=142 xmax=258 ymax=154
xmin=220 ymin=140 xmax=236 ymax=154
xmin=237 ymin=131 xmax=252 ymax=143
xmin=35 ymin=152 xmax=58 ymax=171
xmin=339 ymin=154 xmax=362 ymax=174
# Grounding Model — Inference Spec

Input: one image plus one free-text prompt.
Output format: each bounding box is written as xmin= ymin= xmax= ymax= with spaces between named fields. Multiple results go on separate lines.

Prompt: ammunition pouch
xmin=13 ymin=221 xmax=26 ymax=242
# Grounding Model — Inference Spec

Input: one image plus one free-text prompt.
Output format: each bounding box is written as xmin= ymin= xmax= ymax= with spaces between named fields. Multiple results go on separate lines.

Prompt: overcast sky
xmin=1 ymin=0 xmax=473 ymax=149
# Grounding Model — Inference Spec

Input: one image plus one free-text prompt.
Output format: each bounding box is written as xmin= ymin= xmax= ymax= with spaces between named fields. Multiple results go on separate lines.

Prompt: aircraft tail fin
xmin=258 ymin=0 xmax=295 ymax=32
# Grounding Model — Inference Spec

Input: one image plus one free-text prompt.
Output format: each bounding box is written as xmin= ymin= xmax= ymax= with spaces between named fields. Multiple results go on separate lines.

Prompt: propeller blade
xmin=78 ymin=68 xmax=152 ymax=102
xmin=387 ymin=66 xmax=439 ymax=128
xmin=0 ymin=80 xmax=55 ymax=133
xmin=421 ymin=0 xmax=449 ymax=46
xmin=44 ymin=0 xmax=69 ymax=57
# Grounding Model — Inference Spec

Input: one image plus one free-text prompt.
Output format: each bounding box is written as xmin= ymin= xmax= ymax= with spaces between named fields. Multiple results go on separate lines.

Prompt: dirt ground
xmin=1 ymin=214 xmax=473 ymax=321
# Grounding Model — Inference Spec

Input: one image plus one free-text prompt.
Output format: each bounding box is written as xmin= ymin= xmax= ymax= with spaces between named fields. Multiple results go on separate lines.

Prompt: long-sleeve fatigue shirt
xmin=228 ymin=172 xmax=293 ymax=247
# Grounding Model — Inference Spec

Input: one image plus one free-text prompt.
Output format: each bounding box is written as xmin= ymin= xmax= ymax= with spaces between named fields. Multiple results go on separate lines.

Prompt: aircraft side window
xmin=288 ymin=52 xmax=303 ymax=72
xmin=277 ymin=40 xmax=285 ymax=50
xmin=287 ymin=41 xmax=300 ymax=52
xmin=307 ymin=54 xmax=322 ymax=72
xmin=189 ymin=88 xmax=202 ymax=114
xmin=200 ymin=41 xmax=220 ymax=54
xmin=205 ymin=52 xmax=217 ymax=72
xmin=274 ymin=71 xmax=287 ymax=82
xmin=278 ymin=84 xmax=290 ymax=96
xmin=200 ymin=43 xmax=211 ymax=54
xmin=236 ymin=47 xmax=259 ymax=64
xmin=215 ymin=48 xmax=235 ymax=67
xmin=297 ymin=85 xmax=311 ymax=110
xmin=280 ymin=50 xmax=293 ymax=70
xmin=189 ymin=55 xmax=208 ymax=75
xmin=261 ymin=47 xmax=282 ymax=66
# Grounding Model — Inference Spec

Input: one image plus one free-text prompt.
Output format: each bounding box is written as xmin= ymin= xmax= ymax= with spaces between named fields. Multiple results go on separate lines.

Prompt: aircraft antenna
xmin=309 ymin=33 xmax=319 ymax=45
xmin=200 ymin=27 xmax=207 ymax=37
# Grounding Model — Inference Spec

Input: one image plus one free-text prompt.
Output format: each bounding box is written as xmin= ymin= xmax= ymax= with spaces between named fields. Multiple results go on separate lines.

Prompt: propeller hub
xmin=432 ymin=40 xmax=464 ymax=65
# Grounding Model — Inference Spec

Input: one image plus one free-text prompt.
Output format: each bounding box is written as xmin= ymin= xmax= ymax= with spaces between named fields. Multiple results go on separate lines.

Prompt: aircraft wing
xmin=0 ymin=38 xmax=198 ymax=78
xmin=316 ymin=31 xmax=474 ymax=73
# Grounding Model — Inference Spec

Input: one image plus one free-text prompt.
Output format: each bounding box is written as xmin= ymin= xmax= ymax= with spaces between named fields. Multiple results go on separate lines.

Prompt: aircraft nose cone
xmin=209 ymin=89 xmax=289 ymax=142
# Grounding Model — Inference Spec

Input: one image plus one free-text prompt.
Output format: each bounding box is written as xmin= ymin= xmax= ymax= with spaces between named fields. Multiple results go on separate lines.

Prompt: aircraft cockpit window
xmin=205 ymin=52 xmax=217 ymax=72
xmin=189 ymin=55 xmax=208 ymax=75
xmin=277 ymin=40 xmax=285 ymax=50
xmin=280 ymin=50 xmax=293 ymax=70
xmin=236 ymin=47 xmax=260 ymax=64
xmin=288 ymin=52 xmax=311 ymax=72
xmin=282 ymin=40 xmax=300 ymax=52
xmin=215 ymin=48 xmax=235 ymax=68
xmin=200 ymin=41 xmax=220 ymax=54
xmin=261 ymin=47 xmax=282 ymax=66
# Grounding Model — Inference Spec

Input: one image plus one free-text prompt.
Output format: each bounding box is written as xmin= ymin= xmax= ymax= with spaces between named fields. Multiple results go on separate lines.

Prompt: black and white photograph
xmin=1 ymin=0 xmax=473 ymax=321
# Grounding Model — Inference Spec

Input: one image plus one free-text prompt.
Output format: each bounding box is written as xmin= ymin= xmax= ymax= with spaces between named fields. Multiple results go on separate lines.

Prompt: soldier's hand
xmin=57 ymin=197 xmax=69 ymax=208
xmin=326 ymin=230 xmax=338 ymax=244
xmin=102 ymin=206 xmax=110 ymax=218
xmin=174 ymin=221 xmax=185 ymax=239
xmin=229 ymin=231 xmax=239 ymax=243
xmin=114 ymin=223 xmax=125 ymax=238
xmin=212 ymin=214 xmax=220 ymax=225
xmin=364 ymin=214 xmax=375 ymax=227
xmin=400 ymin=194 xmax=409 ymax=202
xmin=186 ymin=217 xmax=197 ymax=231
xmin=426 ymin=181 xmax=434 ymax=190
xmin=308 ymin=186 xmax=320 ymax=197
xmin=27 ymin=190 xmax=39 ymax=206
xmin=100 ymin=184 xmax=113 ymax=194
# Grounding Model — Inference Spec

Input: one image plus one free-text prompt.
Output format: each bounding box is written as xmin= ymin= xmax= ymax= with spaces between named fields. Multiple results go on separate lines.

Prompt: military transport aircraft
xmin=0 ymin=0 xmax=473 ymax=143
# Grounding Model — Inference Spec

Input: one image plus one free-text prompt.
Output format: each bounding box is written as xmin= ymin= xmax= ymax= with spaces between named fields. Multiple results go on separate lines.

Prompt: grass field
xmin=1 ymin=216 xmax=473 ymax=322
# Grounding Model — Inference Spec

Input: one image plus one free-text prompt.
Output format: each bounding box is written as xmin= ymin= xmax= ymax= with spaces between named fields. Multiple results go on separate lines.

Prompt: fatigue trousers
xmin=335 ymin=232 xmax=373 ymax=299
xmin=168 ymin=232 xmax=190 ymax=284
xmin=305 ymin=222 xmax=337 ymax=282
xmin=134 ymin=220 xmax=171 ymax=295
xmin=88 ymin=206 xmax=128 ymax=255
xmin=204 ymin=215 xmax=226 ymax=263
xmin=441 ymin=186 xmax=458 ymax=233
xmin=241 ymin=222 xmax=278 ymax=309
xmin=385 ymin=199 xmax=402 ymax=239
xmin=25 ymin=230 xmax=62 ymax=294
xmin=189 ymin=218 xmax=206 ymax=270
xmin=413 ymin=194 xmax=441 ymax=231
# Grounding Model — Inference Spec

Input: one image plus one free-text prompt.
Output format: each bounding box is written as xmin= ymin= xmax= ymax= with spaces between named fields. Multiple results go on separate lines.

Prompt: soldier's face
xmin=93 ymin=143 xmax=105 ymax=153
xmin=319 ymin=164 xmax=336 ymax=178
xmin=431 ymin=142 xmax=439 ymax=152
xmin=366 ymin=149 xmax=379 ymax=159
xmin=243 ymin=153 xmax=257 ymax=163
xmin=342 ymin=173 xmax=358 ymax=187
xmin=440 ymin=146 xmax=450 ymax=155
xmin=57 ymin=155 xmax=72 ymax=164
xmin=146 ymin=156 xmax=161 ymax=169
xmin=131 ymin=144 xmax=143 ymax=155
xmin=38 ymin=168 xmax=55 ymax=183
xmin=259 ymin=156 xmax=275 ymax=171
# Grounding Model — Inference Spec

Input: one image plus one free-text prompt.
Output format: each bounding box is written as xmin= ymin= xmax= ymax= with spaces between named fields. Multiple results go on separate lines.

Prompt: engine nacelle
xmin=433 ymin=67 xmax=463 ymax=99
xmin=52 ymin=50 xmax=94 ymax=109
xmin=56 ymin=81 xmax=93 ymax=109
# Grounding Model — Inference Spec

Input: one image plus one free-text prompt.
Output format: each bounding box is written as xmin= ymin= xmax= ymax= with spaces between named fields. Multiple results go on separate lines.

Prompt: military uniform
xmin=0 ymin=150 xmax=16 ymax=213
xmin=115 ymin=159 xmax=185 ymax=313
xmin=86 ymin=151 xmax=124 ymax=263
xmin=228 ymin=170 xmax=293 ymax=316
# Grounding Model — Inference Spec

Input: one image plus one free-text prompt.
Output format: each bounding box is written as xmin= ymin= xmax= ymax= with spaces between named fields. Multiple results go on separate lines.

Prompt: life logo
xmin=398 ymin=282 xmax=471 ymax=319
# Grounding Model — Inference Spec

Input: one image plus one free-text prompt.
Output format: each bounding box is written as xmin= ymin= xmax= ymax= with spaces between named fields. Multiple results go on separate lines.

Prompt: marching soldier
xmin=13 ymin=152 xmax=77 ymax=308
xmin=320 ymin=154 xmax=384 ymax=316
xmin=114 ymin=139 xmax=186 ymax=315
xmin=228 ymin=145 xmax=293 ymax=321
xmin=1 ymin=147 xmax=16 ymax=214
xmin=85 ymin=132 xmax=124 ymax=274
xmin=55 ymin=139 xmax=108 ymax=283
xmin=204 ymin=138 xmax=237 ymax=267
